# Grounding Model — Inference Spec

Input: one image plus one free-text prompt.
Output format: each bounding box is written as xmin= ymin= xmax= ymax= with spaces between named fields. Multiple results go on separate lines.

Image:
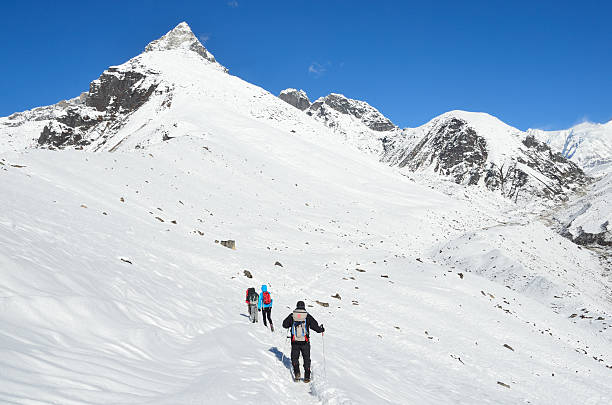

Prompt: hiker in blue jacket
xmin=258 ymin=284 xmax=274 ymax=332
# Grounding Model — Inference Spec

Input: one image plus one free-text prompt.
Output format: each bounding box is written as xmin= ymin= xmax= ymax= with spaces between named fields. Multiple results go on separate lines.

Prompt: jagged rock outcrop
xmin=278 ymin=88 xmax=311 ymax=111
xmin=307 ymin=93 xmax=396 ymax=132
xmin=86 ymin=69 xmax=159 ymax=113
xmin=277 ymin=90 xmax=403 ymax=156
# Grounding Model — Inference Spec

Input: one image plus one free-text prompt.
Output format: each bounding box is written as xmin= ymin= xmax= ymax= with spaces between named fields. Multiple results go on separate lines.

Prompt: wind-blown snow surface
xmin=1 ymin=22 xmax=612 ymax=404
xmin=2 ymin=132 xmax=612 ymax=404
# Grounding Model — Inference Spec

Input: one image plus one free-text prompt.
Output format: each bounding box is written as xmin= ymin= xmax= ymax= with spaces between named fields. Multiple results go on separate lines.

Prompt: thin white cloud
xmin=308 ymin=62 xmax=327 ymax=77
xmin=227 ymin=0 xmax=239 ymax=8
xmin=199 ymin=33 xmax=211 ymax=43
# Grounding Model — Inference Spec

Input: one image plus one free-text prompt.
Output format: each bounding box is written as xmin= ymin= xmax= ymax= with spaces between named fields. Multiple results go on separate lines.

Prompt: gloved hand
xmin=320 ymin=324 xmax=325 ymax=333
xmin=258 ymin=308 xmax=261 ymax=312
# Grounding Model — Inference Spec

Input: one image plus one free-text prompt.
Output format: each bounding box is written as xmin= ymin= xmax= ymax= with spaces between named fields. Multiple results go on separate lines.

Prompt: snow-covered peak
xmin=144 ymin=21 xmax=226 ymax=71
xmin=382 ymin=109 xmax=588 ymax=202
xmin=424 ymin=110 xmax=523 ymax=164
xmin=436 ymin=110 xmax=520 ymax=134
xmin=527 ymin=119 xmax=612 ymax=176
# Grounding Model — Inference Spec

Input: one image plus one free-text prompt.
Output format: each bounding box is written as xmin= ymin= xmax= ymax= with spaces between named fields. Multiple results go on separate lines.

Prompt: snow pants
xmin=262 ymin=307 xmax=273 ymax=327
xmin=291 ymin=342 xmax=311 ymax=377
xmin=248 ymin=304 xmax=258 ymax=323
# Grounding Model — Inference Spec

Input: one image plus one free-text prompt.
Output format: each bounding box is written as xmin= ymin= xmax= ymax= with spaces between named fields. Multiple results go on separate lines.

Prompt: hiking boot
xmin=293 ymin=371 xmax=301 ymax=382
xmin=270 ymin=324 xmax=274 ymax=332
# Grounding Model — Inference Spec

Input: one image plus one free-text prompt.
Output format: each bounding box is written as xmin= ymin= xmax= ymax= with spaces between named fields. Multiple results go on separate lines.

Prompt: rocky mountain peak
xmin=384 ymin=112 xmax=590 ymax=202
xmin=278 ymin=88 xmax=311 ymax=111
xmin=144 ymin=22 xmax=225 ymax=71
xmin=308 ymin=93 xmax=396 ymax=132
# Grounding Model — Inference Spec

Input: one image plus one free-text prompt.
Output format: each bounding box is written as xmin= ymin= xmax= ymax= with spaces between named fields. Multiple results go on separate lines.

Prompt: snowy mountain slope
xmin=553 ymin=172 xmax=612 ymax=246
xmin=2 ymin=135 xmax=612 ymax=404
xmin=528 ymin=120 xmax=612 ymax=176
xmin=1 ymin=21 xmax=611 ymax=404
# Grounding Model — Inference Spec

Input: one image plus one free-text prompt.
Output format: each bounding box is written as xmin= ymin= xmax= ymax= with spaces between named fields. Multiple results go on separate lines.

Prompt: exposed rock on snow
xmin=221 ymin=240 xmax=236 ymax=249
xmin=308 ymin=93 xmax=396 ymax=132
xmin=278 ymin=88 xmax=311 ymax=111
xmin=556 ymin=172 xmax=612 ymax=247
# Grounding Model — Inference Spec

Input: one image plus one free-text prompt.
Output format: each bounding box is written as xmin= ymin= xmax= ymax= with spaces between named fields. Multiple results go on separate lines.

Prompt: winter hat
xmin=296 ymin=300 xmax=305 ymax=309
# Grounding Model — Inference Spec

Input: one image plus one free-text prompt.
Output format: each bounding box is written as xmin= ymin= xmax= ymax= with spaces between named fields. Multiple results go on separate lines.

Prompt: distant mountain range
xmin=1 ymin=21 xmax=609 ymax=246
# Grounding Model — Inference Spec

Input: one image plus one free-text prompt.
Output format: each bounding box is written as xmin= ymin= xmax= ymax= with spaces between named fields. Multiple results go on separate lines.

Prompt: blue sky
xmin=2 ymin=0 xmax=611 ymax=130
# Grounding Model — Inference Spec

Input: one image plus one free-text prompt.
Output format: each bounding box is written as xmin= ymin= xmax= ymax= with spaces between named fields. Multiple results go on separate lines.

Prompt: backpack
xmin=246 ymin=288 xmax=258 ymax=304
xmin=291 ymin=309 xmax=308 ymax=342
xmin=262 ymin=291 xmax=271 ymax=305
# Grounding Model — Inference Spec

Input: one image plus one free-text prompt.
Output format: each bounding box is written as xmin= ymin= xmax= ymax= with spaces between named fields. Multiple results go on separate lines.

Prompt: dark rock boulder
xmin=279 ymin=89 xmax=311 ymax=111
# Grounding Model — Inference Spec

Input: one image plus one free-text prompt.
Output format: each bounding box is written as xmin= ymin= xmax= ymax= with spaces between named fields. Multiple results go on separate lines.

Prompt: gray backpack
xmin=291 ymin=309 xmax=308 ymax=342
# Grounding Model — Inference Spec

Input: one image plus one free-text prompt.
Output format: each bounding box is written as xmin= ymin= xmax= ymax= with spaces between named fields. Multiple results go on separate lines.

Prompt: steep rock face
xmin=386 ymin=112 xmax=590 ymax=202
xmin=307 ymin=93 xmax=395 ymax=132
xmin=278 ymin=88 xmax=311 ymax=111
xmin=398 ymin=118 xmax=488 ymax=186
xmin=35 ymin=60 xmax=162 ymax=149
xmin=86 ymin=69 xmax=159 ymax=113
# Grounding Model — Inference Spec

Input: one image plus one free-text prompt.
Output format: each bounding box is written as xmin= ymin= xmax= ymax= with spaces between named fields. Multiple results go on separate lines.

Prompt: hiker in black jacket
xmin=282 ymin=300 xmax=324 ymax=382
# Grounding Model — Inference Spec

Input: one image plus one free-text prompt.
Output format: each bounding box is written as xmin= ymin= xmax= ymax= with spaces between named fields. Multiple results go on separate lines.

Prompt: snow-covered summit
xmin=527 ymin=119 xmax=612 ymax=176
xmin=144 ymin=21 xmax=226 ymax=72
xmin=413 ymin=110 xmax=524 ymax=164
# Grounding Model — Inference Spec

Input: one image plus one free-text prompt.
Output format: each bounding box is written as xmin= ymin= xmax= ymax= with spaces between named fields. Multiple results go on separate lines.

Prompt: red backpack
xmin=262 ymin=291 xmax=271 ymax=305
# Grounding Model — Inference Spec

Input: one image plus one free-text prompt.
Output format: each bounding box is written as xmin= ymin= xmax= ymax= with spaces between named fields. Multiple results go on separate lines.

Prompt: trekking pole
xmin=322 ymin=326 xmax=327 ymax=380
xmin=285 ymin=328 xmax=293 ymax=380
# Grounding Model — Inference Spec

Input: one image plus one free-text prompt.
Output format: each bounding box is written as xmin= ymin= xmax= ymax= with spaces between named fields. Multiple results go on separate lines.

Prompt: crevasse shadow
xmin=269 ymin=347 xmax=292 ymax=370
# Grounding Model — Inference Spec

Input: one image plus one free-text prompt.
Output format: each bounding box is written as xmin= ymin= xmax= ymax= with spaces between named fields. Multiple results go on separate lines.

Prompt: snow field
xmin=1 ymin=132 xmax=611 ymax=404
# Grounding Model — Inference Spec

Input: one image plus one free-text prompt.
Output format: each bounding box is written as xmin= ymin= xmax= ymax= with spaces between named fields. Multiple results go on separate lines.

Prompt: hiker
xmin=258 ymin=284 xmax=274 ymax=332
xmin=245 ymin=287 xmax=259 ymax=323
xmin=282 ymin=300 xmax=325 ymax=383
